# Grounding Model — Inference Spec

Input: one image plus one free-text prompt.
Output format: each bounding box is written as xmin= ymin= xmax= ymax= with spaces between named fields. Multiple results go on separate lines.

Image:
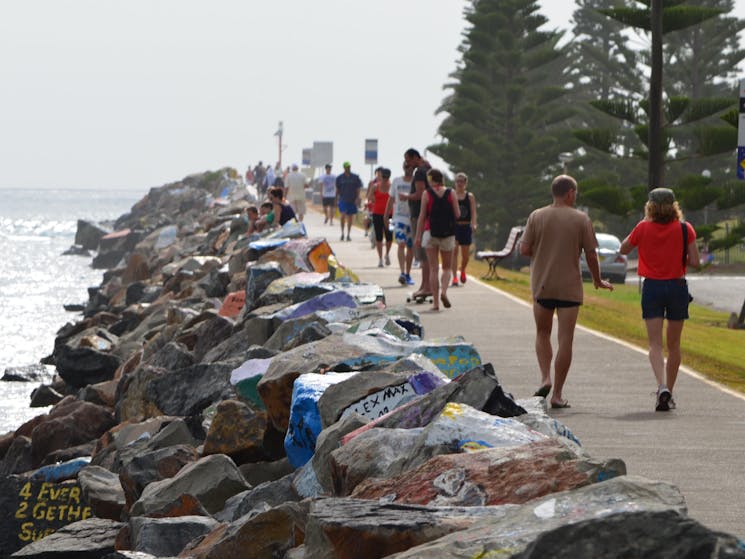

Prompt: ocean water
xmin=0 ymin=188 xmax=143 ymax=434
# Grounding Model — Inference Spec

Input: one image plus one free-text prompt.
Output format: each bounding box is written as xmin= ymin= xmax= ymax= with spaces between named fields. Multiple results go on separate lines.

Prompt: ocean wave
xmin=0 ymin=217 xmax=77 ymax=239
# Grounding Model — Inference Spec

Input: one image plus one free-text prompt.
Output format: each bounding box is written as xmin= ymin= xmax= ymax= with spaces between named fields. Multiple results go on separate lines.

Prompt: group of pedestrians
xmin=521 ymin=175 xmax=700 ymax=412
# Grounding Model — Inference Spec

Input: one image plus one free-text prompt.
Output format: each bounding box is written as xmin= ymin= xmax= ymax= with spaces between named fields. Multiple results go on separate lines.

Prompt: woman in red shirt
xmin=367 ymin=168 xmax=393 ymax=267
xmin=620 ymin=188 xmax=700 ymax=412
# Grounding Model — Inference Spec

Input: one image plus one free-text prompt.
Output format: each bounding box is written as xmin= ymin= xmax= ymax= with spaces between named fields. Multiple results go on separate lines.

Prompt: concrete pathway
xmin=301 ymin=207 xmax=745 ymax=539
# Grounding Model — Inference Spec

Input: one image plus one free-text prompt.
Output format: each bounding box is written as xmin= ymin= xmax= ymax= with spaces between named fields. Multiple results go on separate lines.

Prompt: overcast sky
xmin=2 ymin=1 xmax=744 ymax=191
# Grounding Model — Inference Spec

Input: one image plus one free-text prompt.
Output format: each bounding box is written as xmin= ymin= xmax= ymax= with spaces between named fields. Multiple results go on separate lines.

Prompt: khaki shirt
xmin=522 ymin=205 xmax=598 ymax=304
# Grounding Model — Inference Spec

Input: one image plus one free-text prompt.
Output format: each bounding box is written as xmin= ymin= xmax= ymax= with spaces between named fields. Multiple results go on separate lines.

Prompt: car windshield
xmin=598 ymin=235 xmax=621 ymax=250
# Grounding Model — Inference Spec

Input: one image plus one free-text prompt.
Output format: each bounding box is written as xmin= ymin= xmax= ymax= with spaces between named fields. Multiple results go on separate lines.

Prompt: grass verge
xmin=470 ymin=260 xmax=745 ymax=394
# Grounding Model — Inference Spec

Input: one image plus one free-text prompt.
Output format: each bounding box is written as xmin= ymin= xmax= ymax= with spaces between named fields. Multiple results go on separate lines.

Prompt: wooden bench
xmin=476 ymin=226 xmax=524 ymax=279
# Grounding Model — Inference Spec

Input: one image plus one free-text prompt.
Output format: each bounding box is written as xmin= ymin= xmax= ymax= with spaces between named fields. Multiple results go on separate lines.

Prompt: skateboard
xmin=406 ymin=292 xmax=433 ymax=304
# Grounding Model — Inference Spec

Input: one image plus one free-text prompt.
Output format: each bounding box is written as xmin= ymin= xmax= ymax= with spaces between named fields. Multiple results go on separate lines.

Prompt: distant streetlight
xmin=702 ymin=169 xmax=711 ymax=224
xmin=274 ymin=121 xmax=284 ymax=169
xmin=558 ymin=152 xmax=574 ymax=173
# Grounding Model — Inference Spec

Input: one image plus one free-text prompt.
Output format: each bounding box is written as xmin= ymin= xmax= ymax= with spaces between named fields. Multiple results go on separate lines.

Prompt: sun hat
xmin=648 ymin=187 xmax=675 ymax=205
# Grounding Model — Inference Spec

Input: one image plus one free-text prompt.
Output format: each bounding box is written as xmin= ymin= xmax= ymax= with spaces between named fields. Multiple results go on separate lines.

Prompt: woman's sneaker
xmin=398 ymin=273 xmax=407 ymax=285
xmin=656 ymin=387 xmax=672 ymax=411
xmin=452 ymin=277 xmax=458 ymax=287
xmin=404 ymin=274 xmax=415 ymax=285
xmin=460 ymin=270 xmax=467 ymax=284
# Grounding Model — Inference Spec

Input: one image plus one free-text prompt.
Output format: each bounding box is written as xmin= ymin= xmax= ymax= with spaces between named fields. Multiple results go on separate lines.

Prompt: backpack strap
xmin=681 ymin=221 xmax=688 ymax=268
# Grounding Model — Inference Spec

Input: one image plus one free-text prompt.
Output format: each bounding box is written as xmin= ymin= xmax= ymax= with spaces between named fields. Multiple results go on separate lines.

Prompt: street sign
xmin=364 ymin=139 xmax=378 ymax=165
xmin=311 ymin=141 xmax=333 ymax=168
xmin=302 ymin=148 xmax=312 ymax=167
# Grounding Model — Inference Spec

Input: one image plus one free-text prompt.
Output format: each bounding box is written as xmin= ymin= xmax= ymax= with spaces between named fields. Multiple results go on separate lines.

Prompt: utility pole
xmin=275 ymin=121 xmax=284 ymax=170
xmin=649 ymin=0 xmax=664 ymax=191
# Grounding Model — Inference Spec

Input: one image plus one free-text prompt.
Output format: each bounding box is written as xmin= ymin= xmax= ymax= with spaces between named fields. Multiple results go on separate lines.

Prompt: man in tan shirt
xmin=520 ymin=175 xmax=613 ymax=408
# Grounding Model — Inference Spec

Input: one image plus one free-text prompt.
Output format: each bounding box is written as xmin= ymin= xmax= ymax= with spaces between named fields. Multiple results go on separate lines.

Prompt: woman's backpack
xmin=428 ymin=187 xmax=455 ymax=238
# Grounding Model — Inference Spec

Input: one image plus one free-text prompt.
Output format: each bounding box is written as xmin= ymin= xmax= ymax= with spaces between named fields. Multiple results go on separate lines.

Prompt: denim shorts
xmin=641 ymin=278 xmax=690 ymax=320
xmin=455 ymin=223 xmax=472 ymax=245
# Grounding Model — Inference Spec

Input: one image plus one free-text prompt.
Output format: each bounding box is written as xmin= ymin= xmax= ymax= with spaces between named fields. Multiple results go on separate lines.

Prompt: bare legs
xmin=324 ymin=204 xmax=334 ymax=225
xmin=452 ymin=243 xmax=470 ymax=281
xmin=645 ymin=318 xmax=684 ymax=391
xmin=532 ymin=303 xmax=579 ymax=406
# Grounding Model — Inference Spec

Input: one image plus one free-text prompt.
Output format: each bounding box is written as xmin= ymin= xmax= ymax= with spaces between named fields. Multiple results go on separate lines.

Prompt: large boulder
xmin=384 ymin=475 xmax=687 ymax=558
xmin=129 ymin=515 xmax=219 ymax=557
xmin=202 ymin=399 xmax=272 ymax=464
xmin=130 ymin=454 xmax=249 ymax=517
xmin=74 ymin=219 xmax=109 ymax=251
xmin=10 ymin=517 xmax=123 ymax=558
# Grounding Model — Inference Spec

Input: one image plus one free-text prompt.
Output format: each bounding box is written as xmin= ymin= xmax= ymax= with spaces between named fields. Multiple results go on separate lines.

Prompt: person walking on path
xmin=368 ymin=167 xmax=394 ymax=268
xmin=451 ymin=172 xmax=478 ymax=287
xmin=620 ymin=187 xmax=700 ymax=412
xmin=385 ymin=163 xmax=415 ymax=285
xmin=285 ymin=164 xmax=307 ymax=222
xmin=267 ymin=186 xmax=296 ymax=226
xmin=335 ymin=162 xmax=363 ymax=241
xmin=318 ymin=164 xmax=337 ymax=225
xmin=414 ymin=168 xmax=460 ymax=311
xmin=519 ymin=175 xmax=613 ymax=409
xmin=401 ymin=148 xmax=432 ymax=298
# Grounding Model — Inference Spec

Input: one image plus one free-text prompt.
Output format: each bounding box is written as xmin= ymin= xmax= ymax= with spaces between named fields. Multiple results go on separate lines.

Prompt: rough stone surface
xmin=303 ymin=497 xmax=515 ymax=559
xmin=351 ymin=439 xmax=626 ymax=506
xmin=130 ymin=454 xmax=249 ymax=516
xmin=202 ymin=399 xmax=270 ymax=464
xmin=180 ymin=501 xmax=308 ymax=559
xmin=384 ymin=475 xmax=687 ymax=558
xmin=78 ymin=465 xmax=127 ymax=520
xmin=129 ymin=515 xmax=219 ymax=557
xmin=513 ymin=509 xmax=745 ymax=559
xmin=10 ymin=517 xmax=124 ymax=558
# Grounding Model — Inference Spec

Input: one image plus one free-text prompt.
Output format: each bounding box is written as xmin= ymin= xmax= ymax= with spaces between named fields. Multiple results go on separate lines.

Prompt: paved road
xmin=301 ymin=208 xmax=745 ymax=539
xmin=626 ymin=273 xmax=745 ymax=316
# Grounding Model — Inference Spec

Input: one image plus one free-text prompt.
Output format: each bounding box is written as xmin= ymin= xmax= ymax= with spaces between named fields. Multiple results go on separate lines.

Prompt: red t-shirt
xmin=372 ymin=186 xmax=390 ymax=215
xmin=628 ymin=220 xmax=696 ymax=279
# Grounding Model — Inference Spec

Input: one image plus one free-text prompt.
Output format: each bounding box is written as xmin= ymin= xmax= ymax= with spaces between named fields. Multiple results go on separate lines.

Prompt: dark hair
xmin=426 ymin=168 xmax=444 ymax=185
xmin=404 ymin=148 xmax=421 ymax=159
xmin=246 ymin=205 xmax=258 ymax=215
xmin=380 ymin=168 xmax=391 ymax=179
xmin=268 ymin=186 xmax=284 ymax=200
xmin=260 ymin=201 xmax=273 ymax=210
xmin=551 ymin=175 xmax=577 ymax=197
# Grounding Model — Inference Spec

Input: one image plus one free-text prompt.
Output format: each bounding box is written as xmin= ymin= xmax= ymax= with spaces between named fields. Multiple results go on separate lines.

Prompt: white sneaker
xmin=378 ymin=259 xmax=384 ymax=268
xmin=385 ymin=255 xmax=391 ymax=266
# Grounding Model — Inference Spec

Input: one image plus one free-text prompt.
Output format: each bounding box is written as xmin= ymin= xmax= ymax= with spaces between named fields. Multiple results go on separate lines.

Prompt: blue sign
xmin=364 ymin=138 xmax=378 ymax=165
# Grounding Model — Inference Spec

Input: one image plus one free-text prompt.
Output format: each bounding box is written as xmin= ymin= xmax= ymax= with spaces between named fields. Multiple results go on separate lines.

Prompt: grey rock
xmin=513 ymin=509 xmax=745 ymax=559
xmin=130 ymin=454 xmax=249 ymax=516
xmin=74 ymin=219 xmax=109 ymax=250
xmin=78 ymin=465 xmax=126 ymax=520
xmin=238 ymin=457 xmax=294 ymax=488
xmin=216 ymin=474 xmax=300 ymax=523
xmin=10 ymin=517 xmax=124 ymax=558
xmin=146 ymin=361 xmax=237 ymax=417
xmin=0 ymin=436 xmax=33 ymax=475
xmin=311 ymin=412 xmax=369 ymax=494
xmin=30 ymin=385 xmax=64 ymax=407
xmin=2 ymin=364 xmax=52 ymax=383
xmin=129 ymin=515 xmax=219 ymax=557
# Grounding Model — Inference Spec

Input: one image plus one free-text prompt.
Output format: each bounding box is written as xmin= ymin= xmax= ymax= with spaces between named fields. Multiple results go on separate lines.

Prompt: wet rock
xmin=11 ymin=517 xmax=124 ymax=558
xmin=130 ymin=454 xmax=249 ymax=517
xmin=30 ymin=384 xmax=64 ymax=407
xmin=2 ymin=364 xmax=52 ymax=383
xmin=75 ymin=219 xmax=109 ymax=250
xmin=129 ymin=515 xmax=219 ymax=557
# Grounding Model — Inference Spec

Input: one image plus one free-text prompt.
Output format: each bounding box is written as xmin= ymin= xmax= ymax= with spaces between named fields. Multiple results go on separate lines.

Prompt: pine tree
xmin=428 ymin=0 xmax=573 ymax=247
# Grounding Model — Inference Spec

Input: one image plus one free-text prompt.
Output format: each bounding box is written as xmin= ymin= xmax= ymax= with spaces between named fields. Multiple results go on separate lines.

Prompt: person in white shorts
xmin=385 ymin=163 xmax=415 ymax=285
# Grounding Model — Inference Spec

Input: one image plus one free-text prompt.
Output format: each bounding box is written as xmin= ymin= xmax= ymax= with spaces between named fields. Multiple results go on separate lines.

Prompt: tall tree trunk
xmin=649 ymin=0 xmax=665 ymax=190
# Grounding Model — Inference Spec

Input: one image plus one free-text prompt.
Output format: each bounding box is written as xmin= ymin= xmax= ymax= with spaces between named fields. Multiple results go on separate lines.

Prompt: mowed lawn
xmin=472 ymin=261 xmax=745 ymax=394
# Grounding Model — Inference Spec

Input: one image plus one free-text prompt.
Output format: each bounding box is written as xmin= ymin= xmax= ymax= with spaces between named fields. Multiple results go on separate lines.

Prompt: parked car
xmin=580 ymin=232 xmax=627 ymax=284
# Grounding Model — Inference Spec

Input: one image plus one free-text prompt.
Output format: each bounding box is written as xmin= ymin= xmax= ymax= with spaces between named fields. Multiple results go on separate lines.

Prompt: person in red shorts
xmin=621 ymin=187 xmax=700 ymax=412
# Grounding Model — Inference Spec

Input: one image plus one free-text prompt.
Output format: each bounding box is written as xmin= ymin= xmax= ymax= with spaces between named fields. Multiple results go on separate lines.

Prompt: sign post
xmin=364 ymin=138 xmax=378 ymax=180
